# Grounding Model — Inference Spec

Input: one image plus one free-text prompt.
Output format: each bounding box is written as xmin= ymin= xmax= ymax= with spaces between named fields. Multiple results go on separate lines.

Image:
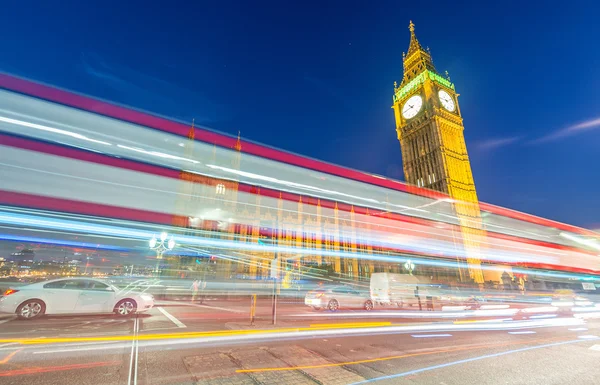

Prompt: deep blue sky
xmin=1 ymin=1 xmax=599 ymax=228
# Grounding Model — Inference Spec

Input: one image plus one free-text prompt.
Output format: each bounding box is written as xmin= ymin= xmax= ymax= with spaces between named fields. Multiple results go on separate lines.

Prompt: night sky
xmin=1 ymin=1 xmax=599 ymax=228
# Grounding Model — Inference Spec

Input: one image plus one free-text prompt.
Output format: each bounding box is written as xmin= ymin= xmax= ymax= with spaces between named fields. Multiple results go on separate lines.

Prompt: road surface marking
xmin=33 ymin=344 xmax=127 ymax=354
xmin=310 ymin=322 xmax=391 ymax=328
xmin=0 ymin=319 xmax=12 ymax=325
xmin=193 ymin=303 xmax=246 ymax=313
xmin=411 ymin=334 xmax=452 ymax=338
xmin=577 ymin=335 xmax=599 ymax=339
xmin=157 ymin=307 xmax=186 ymax=328
xmin=155 ymin=300 xmax=245 ymax=313
xmin=127 ymin=317 xmax=140 ymax=385
xmin=589 ymin=345 xmax=600 ymax=351
xmin=568 ymin=327 xmax=588 ymax=331
xmin=508 ymin=331 xmax=536 ymax=335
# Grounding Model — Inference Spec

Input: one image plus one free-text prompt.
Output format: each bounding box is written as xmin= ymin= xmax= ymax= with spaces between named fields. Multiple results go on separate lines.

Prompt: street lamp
xmin=150 ymin=232 xmax=175 ymax=276
xmin=404 ymin=259 xmax=415 ymax=275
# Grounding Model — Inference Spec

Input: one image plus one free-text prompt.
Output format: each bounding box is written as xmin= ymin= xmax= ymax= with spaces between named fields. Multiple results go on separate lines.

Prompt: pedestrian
xmin=191 ymin=279 xmax=200 ymax=302
xmin=199 ymin=279 xmax=207 ymax=304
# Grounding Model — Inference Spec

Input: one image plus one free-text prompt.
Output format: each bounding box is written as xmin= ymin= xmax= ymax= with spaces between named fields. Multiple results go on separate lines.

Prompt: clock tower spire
xmin=392 ymin=21 xmax=485 ymax=284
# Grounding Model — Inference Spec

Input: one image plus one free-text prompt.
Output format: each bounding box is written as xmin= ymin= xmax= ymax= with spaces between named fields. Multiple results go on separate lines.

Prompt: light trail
xmin=0 ymin=361 xmax=121 ymax=377
xmin=0 ymin=209 xmax=596 ymax=281
xmin=236 ymin=335 xmax=572 ymax=374
xmin=0 ymin=317 xmax=583 ymax=347
xmin=348 ymin=338 xmax=598 ymax=384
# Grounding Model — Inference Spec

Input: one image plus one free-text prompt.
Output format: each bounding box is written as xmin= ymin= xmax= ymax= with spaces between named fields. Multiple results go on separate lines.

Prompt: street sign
xmin=582 ymin=282 xmax=595 ymax=290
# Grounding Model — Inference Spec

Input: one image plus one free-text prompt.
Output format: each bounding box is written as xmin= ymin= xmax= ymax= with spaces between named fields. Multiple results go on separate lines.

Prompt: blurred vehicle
xmin=0 ymin=277 xmax=154 ymax=320
xmin=551 ymin=289 xmax=594 ymax=307
xmin=305 ymin=286 xmax=373 ymax=311
xmin=437 ymin=286 xmax=483 ymax=308
xmin=370 ymin=273 xmax=435 ymax=308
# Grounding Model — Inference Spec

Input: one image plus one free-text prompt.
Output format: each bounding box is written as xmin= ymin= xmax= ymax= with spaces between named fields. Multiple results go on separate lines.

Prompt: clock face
xmin=402 ymin=95 xmax=423 ymax=119
xmin=438 ymin=90 xmax=456 ymax=112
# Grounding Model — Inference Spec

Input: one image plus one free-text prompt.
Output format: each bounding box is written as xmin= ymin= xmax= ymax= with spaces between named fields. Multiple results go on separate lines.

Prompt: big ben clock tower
xmin=392 ymin=21 xmax=484 ymax=284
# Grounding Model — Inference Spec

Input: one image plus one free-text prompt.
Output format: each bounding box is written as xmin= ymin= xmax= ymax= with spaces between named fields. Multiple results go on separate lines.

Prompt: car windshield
xmin=1 ymin=4 xmax=599 ymax=385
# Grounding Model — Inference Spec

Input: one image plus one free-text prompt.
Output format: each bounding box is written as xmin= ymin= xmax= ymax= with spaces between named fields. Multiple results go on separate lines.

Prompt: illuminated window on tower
xmin=215 ymin=183 xmax=226 ymax=195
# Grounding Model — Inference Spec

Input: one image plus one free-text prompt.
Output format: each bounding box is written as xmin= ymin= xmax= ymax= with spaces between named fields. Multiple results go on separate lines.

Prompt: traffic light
xmin=210 ymin=255 xmax=217 ymax=264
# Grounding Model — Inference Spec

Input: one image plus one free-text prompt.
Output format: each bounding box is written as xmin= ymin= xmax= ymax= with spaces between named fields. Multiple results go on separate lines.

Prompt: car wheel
xmin=364 ymin=300 xmax=374 ymax=311
xmin=16 ymin=299 xmax=46 ymax=320
xmin=312 ymin=306 xmax=321 ymax=311
xmin=327 ymin=299 xmax=339 ymax=312
xmin=114 ymin=299 xmax=137 ymax=316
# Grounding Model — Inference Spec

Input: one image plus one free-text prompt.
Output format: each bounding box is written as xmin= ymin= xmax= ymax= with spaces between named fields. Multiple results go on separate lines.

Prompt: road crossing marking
xmin=157 ymin=307 xmax=186 ymax=328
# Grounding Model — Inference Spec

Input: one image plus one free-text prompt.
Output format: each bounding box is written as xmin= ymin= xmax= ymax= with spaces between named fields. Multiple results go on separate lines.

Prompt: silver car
xmin=305 ymin=286 xmax=373 ymax=311
xmin=0 ymin=277 xmax=154 ymax=320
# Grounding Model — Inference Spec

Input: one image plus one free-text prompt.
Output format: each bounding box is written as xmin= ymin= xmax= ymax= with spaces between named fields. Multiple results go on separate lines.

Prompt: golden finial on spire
xmin=394 ymin=80 xmax=398 ymax=89
xmin=234 ymin=130 xmax=242 ymax=151
xmin=187 ymin=118 xmax=196 ymax=140
xmin=409 ymin=20 xmax=415 ymax=33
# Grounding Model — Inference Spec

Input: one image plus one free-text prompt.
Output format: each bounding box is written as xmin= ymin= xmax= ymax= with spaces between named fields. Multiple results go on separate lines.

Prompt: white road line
xmin=508 ymin=331 xmax=536 ymax=335
xmin=194 ymin=303 xmax=246 ymax=313
xmin=127 ymin=317 xmax=140 ymax=385
xmin=33 ymin=344 xmax=126 ymax=354
xmin=156 ymin=300 xmax=246 ymax=314
xmin=134 ymin=330 xmax=139 ymax=385
xmin=157 ymin=307 xmax=187 ymax=328
xmin=411 ymin=334 xmax=452 ymax=338
xmin=589 ymin=345 xmax=600 ymax=351
xmin=0 ymin=319 xmax=13 ymax=325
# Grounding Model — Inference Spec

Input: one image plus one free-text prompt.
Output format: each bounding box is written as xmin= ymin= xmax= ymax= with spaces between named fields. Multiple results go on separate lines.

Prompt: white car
xmin=0 ymin=277 xmax=154 ymax=320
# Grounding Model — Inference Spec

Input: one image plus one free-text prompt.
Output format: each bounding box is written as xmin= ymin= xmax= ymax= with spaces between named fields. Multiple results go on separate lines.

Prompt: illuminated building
xmin=391 ymin=21 xmax=484 ymax=283
xmin=172 ymin=129 xmax=397 ymax=282
xmin=8 ymin=248 xmax=35 ymax=267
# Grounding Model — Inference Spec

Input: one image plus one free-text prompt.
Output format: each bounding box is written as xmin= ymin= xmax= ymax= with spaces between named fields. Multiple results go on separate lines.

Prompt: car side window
xmin=43 ymin=280 xmax=67 ymax=289
xmin=62 ymin=280 xmax=88 ymax=290
xmin=85 ymin=281 xmax=111 ymax=291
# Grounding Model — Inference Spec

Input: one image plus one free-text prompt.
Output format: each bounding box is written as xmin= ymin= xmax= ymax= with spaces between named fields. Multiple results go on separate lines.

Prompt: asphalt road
xmin=1 ymin=299 xmax=599 ymax=384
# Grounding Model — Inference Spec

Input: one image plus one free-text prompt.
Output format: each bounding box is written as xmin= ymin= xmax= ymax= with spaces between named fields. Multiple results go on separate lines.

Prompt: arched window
xmin=215 ymin=183 xmax=226 ymax=195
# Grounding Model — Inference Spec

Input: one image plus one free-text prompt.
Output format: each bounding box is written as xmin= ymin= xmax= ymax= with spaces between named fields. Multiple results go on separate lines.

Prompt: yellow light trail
xmin=0 ymin=322 xmax=397 ymax=345
xmin=0 ymin=349 xmax=21 ymax=364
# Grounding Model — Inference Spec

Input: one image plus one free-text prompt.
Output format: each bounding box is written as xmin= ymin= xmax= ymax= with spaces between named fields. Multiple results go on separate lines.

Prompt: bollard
xmin=426 ymin=296 xmax=433 ymax=311
xmin=415 ymin=287 xmax=422 ymax=311
xmin=250 ymin=294 xmax=257 ymax=326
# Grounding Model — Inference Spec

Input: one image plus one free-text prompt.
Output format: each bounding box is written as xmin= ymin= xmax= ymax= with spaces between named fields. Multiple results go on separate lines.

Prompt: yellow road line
xmin=309 ymin=322 xmax=391 ymax=328
xmin=0 ymin=322 xmax=402 ymax=345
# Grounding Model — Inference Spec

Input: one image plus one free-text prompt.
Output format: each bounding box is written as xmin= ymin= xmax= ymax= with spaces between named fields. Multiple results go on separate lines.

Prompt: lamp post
xmin=404 ymin=259 xmax=415 ymax=275
xmin=150 ymin=232 xmax=175 ymax=277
